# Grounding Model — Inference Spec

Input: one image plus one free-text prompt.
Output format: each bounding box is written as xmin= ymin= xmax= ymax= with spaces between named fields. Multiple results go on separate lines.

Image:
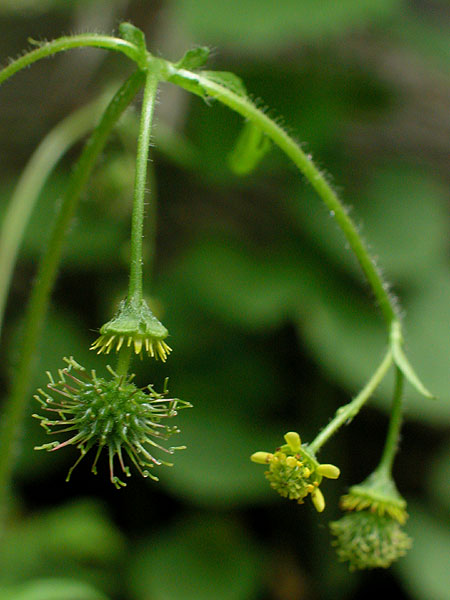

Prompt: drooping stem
xmin=169 ymin=68 xmax=399 ymax=329
xmin=0 ymin=34 xmax=142 ymax=86
xmin=309 ymin=349 xmax=393 ymax=454
xmin=0 ymin=71 xmax=144 ymax=525
xmin=0 ymin=91 xmax=111 ymax=340
xmin=128 ymin=67 xmax=160 ymax=303
xmin=375 ymin=367 xmax=404 ymax=477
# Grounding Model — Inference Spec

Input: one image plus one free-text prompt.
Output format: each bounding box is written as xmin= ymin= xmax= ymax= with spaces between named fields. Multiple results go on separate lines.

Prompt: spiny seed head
xmin=33 ymin=357 xmax=191 ymax=488
xmin=90 ymin=298 xmax=171 ymax=361
xmin=330 ymin=511 xmax=412 ymax=570
xmin=250 ymin=431 xmax=340 ymax=512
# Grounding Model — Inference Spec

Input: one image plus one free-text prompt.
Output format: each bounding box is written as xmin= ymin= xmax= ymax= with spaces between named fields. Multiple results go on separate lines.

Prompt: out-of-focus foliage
xmin=0 ymin=2 xmax=448 ymax=600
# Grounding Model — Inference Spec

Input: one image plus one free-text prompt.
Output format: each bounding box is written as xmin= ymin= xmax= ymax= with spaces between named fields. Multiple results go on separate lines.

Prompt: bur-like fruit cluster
xmin=34 ymin=357 xmax=191 ymax=488
xmin=330 ymin=511 xmax=412 ymax=570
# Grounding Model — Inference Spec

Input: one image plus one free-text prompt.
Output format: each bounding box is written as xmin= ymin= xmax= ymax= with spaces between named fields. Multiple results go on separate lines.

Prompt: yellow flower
xmin=251 ymin=431 xmax=340 ymax=512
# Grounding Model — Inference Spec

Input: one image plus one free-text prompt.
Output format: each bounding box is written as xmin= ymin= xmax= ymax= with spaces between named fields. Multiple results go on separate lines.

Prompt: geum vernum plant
xmin=0 ymin=23 xmax=434 ymax=568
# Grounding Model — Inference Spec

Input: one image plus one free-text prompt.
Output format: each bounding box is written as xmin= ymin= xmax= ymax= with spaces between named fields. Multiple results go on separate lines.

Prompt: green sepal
xmin=340 ymin=469 xmax=408 ymax=523
xmin=390 ymin=321 xmax=435 ymax=399
xmin=175 ymin=46 xmax=210 ymax=70
xmin=118 ymin=22 xmax=148 ymax=69
xmin=228 ymin=120 xmax=271 ymax=175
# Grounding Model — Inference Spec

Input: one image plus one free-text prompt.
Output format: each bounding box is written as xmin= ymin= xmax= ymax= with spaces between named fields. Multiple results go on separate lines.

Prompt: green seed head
xmin=90 ymin=298 xmax=171 ymax=361
xmin=33 ymin=357 xmax=191 ymax=488
xmin=330 ymin=511 xmax=412 ymax=570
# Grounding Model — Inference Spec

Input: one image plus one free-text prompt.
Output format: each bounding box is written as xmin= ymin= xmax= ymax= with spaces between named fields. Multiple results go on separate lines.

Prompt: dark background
xmin=0 ymin=1 xmax=449 ymax=599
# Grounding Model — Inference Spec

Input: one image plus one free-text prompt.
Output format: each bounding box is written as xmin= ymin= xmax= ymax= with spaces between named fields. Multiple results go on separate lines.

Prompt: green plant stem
xmin=0 ymin=71 xmax=144 ymax=525
xmin=375 ymin=366 xmax=404 ymax=477
xmin=116 ymin=346 xmax=133 ymax=378
xmin=0 ymin=35 xmax=142 ymax=86
xmin=169 ymin=68 xmax=399 ymax=329
xmin=128 ymin=67 xmax=160 ymax=303
xmin=0 ymin=92 xmax=111 ymax=340
xmin=309 ymin=349 xmax=393 ymax=454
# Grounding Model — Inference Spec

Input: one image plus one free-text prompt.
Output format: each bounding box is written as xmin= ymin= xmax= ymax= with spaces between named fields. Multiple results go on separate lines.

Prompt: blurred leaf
xmin=172 ymin=0 xmax=402 ymax=51
xmin=228 ymin=120 xmax=271 ymax=175
xmin=396 ymin=502 xmax=450 ymax=600
xmin=159 ymin=403 xmax=275 ymax=507
xmin=428 ymin=439 xmax=450 ymax=511
xmin=0 ymin=579 xmax=110 ymax=600
xmin=0 ymin=499 xmax=125 ymax=589
xmin=287 ymin=165 xmax=449 ymax=286
xmin=128 ymin=514 xmax=262 ymax=600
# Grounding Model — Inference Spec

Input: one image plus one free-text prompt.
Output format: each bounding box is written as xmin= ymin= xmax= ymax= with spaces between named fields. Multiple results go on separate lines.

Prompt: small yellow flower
xmin=250 ymin=431 xmax=340 ymax=512
xmin=91 ymin=298 xmax=171 ymax=361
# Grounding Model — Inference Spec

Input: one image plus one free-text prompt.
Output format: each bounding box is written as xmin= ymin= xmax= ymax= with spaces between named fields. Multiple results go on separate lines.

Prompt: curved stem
xmin=0 ymin=35 xmax=141 ymax=86
xmin=169 ymin=68 xmax=399 ymax=328
xmin=0 ymin=71 xmax=144 ymax=525
xmin=309 ymin=349 xmax=393 ymax=454
xmin=0 ymin=92 xmax=111 ymax=340
xmin=375 ymin=367 xmax=404 ymax=477
xmin=128 ymin=67 xmax=160 ymax=303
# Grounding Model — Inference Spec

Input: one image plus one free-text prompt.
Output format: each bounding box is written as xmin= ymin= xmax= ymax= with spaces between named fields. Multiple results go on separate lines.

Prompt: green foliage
xmin=128 ymin=515 xmax=262 ymax=600
xmin=0 ymin=3 xmax=448 ymax=600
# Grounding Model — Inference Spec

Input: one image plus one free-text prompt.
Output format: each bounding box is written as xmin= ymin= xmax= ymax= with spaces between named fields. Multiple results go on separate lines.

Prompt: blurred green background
xmin=0 ymin=1 xmax=449 ymax=599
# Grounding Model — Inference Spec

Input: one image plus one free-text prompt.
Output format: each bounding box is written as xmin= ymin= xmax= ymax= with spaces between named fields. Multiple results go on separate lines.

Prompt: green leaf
xmin=175 ymin=46 xmax=210 ymax=70
xmin=390 ymin=321 xmax=434 ymax=399
xmin=228 ymin=120 xmax=271 ymax=175
xmin=118 ymin=22 xmax=147 ymax=68
xmin=0 ymin=579 xmax=110 ymax=600
xmin=0 ymin=499 xmax=125 ymax=590
xmin=118 ymin=22 xmax=146 ymax=53
xmin=128 ymin=515 xmax=262 ymax=600
xmin=396 ymin=502 xmax=450 ymax=600
xmin=202 ymin=70 xmax=247 ymax=96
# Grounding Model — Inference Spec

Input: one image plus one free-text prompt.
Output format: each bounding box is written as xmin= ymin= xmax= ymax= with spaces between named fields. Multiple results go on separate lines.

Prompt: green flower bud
xmin=330 ymin=511 xmax=412 ymax=570
xmin=33 ymin=357 xmax=191 ymax=488
xmin=90 ymin=298 xmax=171 ymax=361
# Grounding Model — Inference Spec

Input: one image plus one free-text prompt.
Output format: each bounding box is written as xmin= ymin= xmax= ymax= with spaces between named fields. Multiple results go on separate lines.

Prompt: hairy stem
xmin=169 ymin=68 xmax=399 ymax=328
xmin=0 ymin=71 xmax=144 ymax=525
xmin=309 ymin=350 xmax=393 ymax=454
xmin=128 ymin=67 xmax=160 ymax=303
xmin=0 ymin=35 xmax=141 ymax=86
xmin=375 ymin=366 xmax=404 ymax=477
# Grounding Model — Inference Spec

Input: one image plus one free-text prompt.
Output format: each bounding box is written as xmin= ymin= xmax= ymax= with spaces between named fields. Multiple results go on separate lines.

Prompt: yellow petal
xmin=250 ymin=451 xmax=273 ymax=464
xmin=311 ymin=488 xmax=325 ymax=512
xmin=284 ymin=431 xmax=301 ymax=453
xmin=316 ymin=464 xmax=340 ymax=479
